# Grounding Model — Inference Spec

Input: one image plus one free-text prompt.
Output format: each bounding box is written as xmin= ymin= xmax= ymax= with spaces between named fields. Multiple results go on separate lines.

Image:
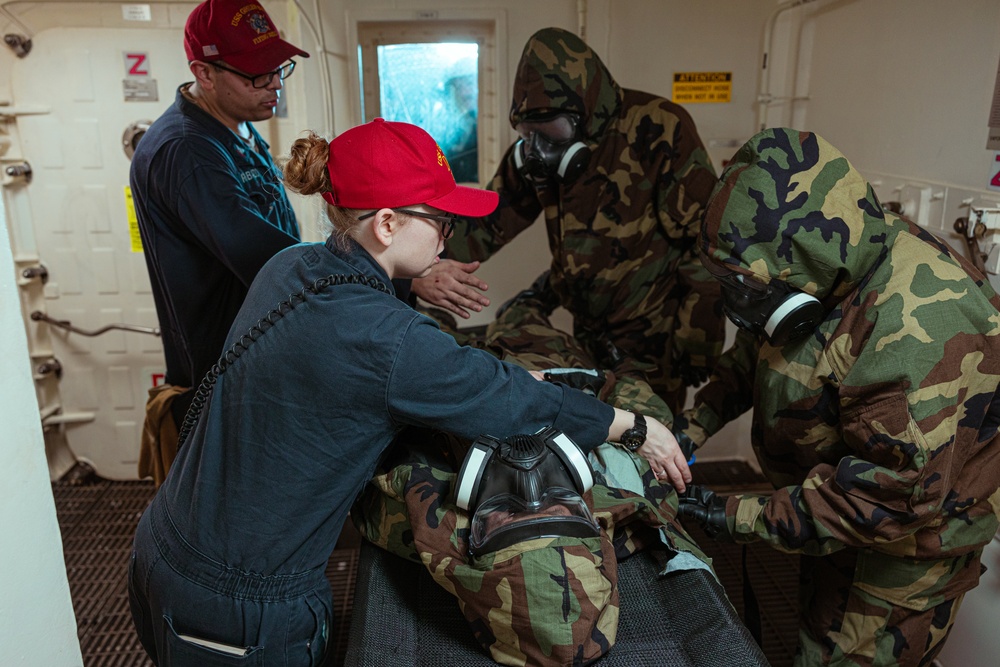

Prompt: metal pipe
xmin=30 ymin=310 xmax=160 ymax=337
xmin=42 ymin=411 xmax=96 ymax=425
xmin=0 ymin=3 xmax=33 ymax=36
xmin=294 ymin=0 xmax=335 ymax=136
xmin=756 ymin=0 xmax=822 ymax=133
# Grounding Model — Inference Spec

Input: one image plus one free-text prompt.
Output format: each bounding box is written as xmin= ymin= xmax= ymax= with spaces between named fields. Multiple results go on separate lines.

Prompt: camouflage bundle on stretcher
xmin=352 ymin=443 xmax=710 ymax=667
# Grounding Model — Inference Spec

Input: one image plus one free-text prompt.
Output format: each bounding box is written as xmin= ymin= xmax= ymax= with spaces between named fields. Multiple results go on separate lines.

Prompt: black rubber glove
xmin=677 ymin=485 xmax=731 ymax=541
xmin=673 ymin=429 xmax=697 ymax=463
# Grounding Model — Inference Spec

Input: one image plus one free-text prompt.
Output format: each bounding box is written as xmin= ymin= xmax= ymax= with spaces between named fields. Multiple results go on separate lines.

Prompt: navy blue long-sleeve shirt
xmin=130 ymin=85 xmax=300 ymax=397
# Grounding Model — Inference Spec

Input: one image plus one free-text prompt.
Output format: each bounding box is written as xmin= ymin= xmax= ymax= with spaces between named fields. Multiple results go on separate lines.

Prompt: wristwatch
xmin=619 ymin=412 xmax=647 ymax=452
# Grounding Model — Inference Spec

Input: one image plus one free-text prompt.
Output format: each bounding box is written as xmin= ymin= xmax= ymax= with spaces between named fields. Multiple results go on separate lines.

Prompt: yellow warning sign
xmin=672 ymin=72 xmax=732 ymax=104
xmin=124 ymin=186 xmax=144 ymax=252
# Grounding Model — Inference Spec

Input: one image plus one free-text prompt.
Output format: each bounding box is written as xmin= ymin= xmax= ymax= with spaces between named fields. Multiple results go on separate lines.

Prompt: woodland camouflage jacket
xmin=445 ymin=27 xmax=725 ymax=395
xmin=688 ymin=128 xmax=1000 ymax=608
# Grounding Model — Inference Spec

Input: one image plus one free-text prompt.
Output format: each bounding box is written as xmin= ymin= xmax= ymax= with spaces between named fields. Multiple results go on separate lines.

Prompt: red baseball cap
xmin=184 ymin=0 xmax=309 ymax=75
xmin=323 ymin=118 xmax=498 ymax=218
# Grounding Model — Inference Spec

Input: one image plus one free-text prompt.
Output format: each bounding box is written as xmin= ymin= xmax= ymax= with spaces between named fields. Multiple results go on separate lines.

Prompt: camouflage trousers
xmin=477 ymin=297 xmax=680 ymax=425
xmin=794 ymin=550 xmax=966 ymax=667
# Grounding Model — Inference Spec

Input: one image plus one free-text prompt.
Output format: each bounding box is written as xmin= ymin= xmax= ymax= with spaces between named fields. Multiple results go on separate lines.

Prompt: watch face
xmin=621 ymin=432 xmax=643 ymax=452
xmin=621 ymin=415 xmax=646 ymax=452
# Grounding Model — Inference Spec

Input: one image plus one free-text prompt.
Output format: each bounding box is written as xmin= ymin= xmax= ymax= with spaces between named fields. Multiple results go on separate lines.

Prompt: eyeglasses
xmin=358 ymin=208 xmax=456 ymax=240
xmin=211 ymin=60 xmax=296 ymax=89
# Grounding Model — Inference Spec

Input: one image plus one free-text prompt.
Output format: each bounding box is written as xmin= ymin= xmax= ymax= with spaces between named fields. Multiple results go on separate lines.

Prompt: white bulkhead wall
xmin=0 ymin=137 xmax=82 ymax=666
xmin=1 ymin=2 xmax=1000 ymax=662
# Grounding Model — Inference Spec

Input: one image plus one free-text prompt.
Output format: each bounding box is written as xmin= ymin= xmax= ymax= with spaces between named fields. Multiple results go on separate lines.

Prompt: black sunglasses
xmin=358 ymin=208 xmax=456 ymax=240
xmin=211 ymin=60 xmax=296 ymax=89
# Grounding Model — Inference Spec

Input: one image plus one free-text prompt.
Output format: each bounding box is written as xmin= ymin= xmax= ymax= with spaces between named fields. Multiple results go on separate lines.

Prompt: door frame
xmin=346 ymin=8 xmax=509 ymax=186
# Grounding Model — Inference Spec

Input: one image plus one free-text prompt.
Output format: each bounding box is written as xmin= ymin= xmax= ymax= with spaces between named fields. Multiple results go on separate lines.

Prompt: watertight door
xmin=8 ymin=26 xmax=188 ymax=479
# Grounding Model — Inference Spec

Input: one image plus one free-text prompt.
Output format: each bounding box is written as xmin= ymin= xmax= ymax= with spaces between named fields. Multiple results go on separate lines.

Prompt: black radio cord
xmin=175 ymin=273 xmax=390 ymax=449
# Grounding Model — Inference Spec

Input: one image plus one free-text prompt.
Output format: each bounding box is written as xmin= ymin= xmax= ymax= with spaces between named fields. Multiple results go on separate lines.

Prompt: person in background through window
xmin=130 ymin=0 xmax=307 ymax=484
xmin=440 ymin=57 xmax=479 ymax=183
xmin=412 ymin=26 xmax=726 ymax=428
xmin=126 ymin=118 xmax=691 ymax=667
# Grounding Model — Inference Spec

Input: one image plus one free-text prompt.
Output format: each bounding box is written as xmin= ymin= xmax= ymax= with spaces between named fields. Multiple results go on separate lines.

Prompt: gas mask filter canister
xmin=454 ymin=426 xmax=600 ymax=555
xmin=720 ymin=273 xmax=825 ymax=346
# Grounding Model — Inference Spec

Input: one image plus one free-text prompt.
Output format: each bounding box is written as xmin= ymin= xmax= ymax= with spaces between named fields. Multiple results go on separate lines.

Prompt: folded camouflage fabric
xmin=352 ymin=441 xmax=710 ymax=666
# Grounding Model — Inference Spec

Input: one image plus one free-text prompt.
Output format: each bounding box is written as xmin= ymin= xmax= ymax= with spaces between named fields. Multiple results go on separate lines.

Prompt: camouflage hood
xmin=509 ymin=27 xmax=623 ymax=140
xmin=701 ymin=128 xmax=899 ymax=303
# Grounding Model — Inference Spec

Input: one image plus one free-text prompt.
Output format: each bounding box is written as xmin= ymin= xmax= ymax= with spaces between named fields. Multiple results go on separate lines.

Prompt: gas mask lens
xmin=470 ymin=487 xmax=599 ymax=554
xmin=515 ymin=114 xmax=578 ymax=144
xmin=513 ymin=112 xmax=591 ymax=185
xmin=720 ymin=273 xmax=773 ymax=333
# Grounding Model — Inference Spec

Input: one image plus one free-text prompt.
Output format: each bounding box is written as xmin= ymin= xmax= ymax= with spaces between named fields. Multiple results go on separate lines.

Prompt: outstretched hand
xmin=636 ymin=416 xmax=692 ymax=493
xmin=411 ymin=259 xmax=490 ymax=319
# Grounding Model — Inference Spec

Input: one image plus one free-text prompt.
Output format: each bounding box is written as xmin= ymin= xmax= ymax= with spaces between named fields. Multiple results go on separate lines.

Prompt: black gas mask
xmin=513 ymin=112 xmax=591 ymax=186
xmin=716 ymin=270 xmax=825 ymax=346
xmin=454 ymin=426 xmax=599 ymax=555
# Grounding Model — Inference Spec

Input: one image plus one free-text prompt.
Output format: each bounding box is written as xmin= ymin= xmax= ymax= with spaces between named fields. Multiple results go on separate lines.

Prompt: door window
xmin=358 ymin=21 xmax=496 ymax=184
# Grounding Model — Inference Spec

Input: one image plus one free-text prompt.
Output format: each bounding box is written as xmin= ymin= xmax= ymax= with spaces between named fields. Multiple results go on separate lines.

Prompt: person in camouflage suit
xmin=676 ymin=128 xmax=1000 ymax=666
xmin=352 ymin=432 xmax=711 ymax=667
xmin=412 ymin=26 xmax=725 ymax=421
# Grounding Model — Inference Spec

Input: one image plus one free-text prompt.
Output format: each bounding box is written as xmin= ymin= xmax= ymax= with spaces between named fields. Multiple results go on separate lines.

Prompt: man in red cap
xmin=131 ymin=0 xmax=309 ymax=482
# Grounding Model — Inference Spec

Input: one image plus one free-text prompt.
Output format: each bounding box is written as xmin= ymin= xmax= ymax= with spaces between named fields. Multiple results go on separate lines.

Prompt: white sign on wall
xmin=121 ymin=4 xmax=152 ymax=21
xmin=122 ymin=51 xmax=158 ymax=102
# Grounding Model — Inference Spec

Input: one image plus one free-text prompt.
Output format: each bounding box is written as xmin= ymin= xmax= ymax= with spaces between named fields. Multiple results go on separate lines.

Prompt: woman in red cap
xmin=127 ymin=119 xmax=690 ymax=666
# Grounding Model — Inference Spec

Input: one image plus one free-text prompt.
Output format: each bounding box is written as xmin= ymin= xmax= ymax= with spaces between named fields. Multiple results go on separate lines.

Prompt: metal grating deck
xmin=52 ymin=478 xmax=358 ymax=667
xmin=54 ymin=460 xmax=799 ymax=667
xmin=687 ymin=459 xmax=801 ymax=667
xmin=56 ymin=479 xmax=152 ymax=667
